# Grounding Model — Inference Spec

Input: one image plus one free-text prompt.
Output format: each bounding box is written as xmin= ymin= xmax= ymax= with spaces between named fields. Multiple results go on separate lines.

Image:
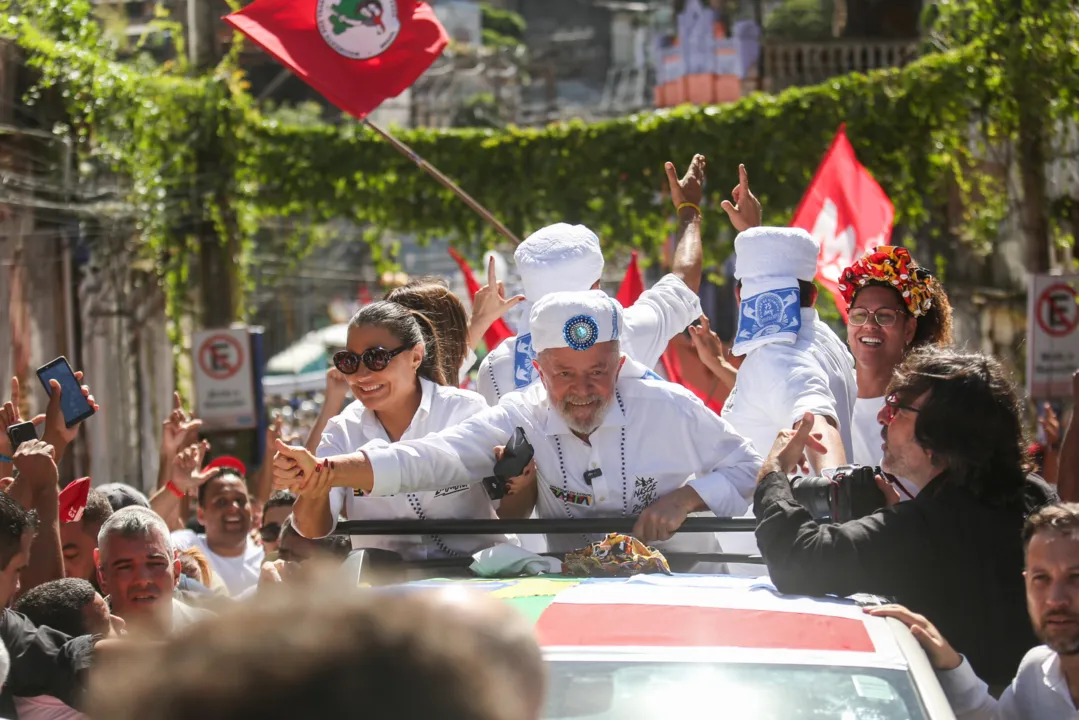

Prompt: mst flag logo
xmin=318 ymin=0 xmax=400 ymax=59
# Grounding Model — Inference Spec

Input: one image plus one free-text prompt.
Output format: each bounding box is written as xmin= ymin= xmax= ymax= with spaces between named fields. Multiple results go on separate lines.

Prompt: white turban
xmin=529 ymin=290 xmax=623 ymax=354
xmin=731 ymin=227 xmax=819 ymax=356
xmin=733 ymin=226 xmax=820 ymax=282
xmin=514 ymin=224 xmax=605 ymax=302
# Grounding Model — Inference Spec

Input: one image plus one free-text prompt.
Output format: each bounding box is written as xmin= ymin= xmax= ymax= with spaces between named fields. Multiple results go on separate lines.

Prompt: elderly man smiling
xmin=274 ymin=290 xmax=761 ymax=553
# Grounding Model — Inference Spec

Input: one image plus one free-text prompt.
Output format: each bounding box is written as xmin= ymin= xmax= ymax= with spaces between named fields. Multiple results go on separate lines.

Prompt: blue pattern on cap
xmin=563 ymin=315 xmax=600 ymax=351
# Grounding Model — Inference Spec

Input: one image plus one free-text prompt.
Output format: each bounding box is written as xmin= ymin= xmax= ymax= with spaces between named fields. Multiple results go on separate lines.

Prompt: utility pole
xmin=187 ymin=0 xmax=237 ymax=328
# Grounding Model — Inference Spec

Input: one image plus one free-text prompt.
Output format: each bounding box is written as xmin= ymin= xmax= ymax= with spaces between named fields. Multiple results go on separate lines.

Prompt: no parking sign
xmin=1027 ymin=274 xmax=1079 ymax=400
xmin=192 ymin=328 xmax=257 ymax=429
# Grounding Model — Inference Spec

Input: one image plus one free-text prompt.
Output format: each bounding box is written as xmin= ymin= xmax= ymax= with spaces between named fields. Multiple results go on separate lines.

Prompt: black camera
xmin=789 ymin=465 xmax=886 ymax=523
xmin=482 ymin=427 xmax=534 ymax=501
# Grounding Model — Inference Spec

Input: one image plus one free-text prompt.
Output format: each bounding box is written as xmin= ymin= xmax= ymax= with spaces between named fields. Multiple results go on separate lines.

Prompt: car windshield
xmin=544 ymin=661 xmax=928 ymax=720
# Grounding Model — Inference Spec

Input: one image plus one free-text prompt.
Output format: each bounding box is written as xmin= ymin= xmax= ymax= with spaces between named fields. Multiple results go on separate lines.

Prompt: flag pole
xmin=363 ymin=119 xmax=522 ymax=246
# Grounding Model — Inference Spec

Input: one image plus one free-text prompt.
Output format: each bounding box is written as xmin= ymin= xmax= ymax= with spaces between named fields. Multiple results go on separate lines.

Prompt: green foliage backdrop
xmin=2 ymin=0 xmax=1078 ymax=321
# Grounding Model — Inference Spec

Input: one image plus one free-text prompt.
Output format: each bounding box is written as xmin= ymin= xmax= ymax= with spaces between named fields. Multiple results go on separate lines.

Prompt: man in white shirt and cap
xmin=476 ymin=155 xmax=707 ymax=406
xmin=272 ymin=290 xmax=762 ymax=555
xmin=719 ymin=225 xmax=857 ymax=574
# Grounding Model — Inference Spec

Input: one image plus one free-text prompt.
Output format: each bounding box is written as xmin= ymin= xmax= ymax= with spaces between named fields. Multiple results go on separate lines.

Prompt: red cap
xmin=204 ymin=456 xmax=247 ymax=477
xmin=59 ymin=477 xmax=92 ymax=523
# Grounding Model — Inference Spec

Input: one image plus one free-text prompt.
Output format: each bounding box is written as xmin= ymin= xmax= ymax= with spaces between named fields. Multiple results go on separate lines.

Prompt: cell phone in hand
xmin=37 ymin=357 xmax=95 ymax=429
xmin=6 ymin=421 xmax=37 ymax=453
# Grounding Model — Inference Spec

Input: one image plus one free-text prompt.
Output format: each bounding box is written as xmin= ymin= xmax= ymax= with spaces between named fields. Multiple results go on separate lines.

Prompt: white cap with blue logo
xmin=528 ymin=290 xmax=624 ymax=354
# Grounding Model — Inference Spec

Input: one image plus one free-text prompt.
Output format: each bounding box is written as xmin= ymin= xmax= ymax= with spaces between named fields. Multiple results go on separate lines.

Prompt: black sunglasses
xmin=333 ymin=345 xmax=414 ymax=375
xmin=259 ymin=522 xmax=282 ymax=543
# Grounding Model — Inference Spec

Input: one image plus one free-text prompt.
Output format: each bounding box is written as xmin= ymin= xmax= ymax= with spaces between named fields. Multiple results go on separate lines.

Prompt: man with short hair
xmin=274 ymin=290 xmax=761 ymax=553
xmin=89 ymin=586 xmax=546 ymax=720
xmin=13 ymin=578 xmax=112 ymax=638
xmin=755 ymin=348 xmax=1057 ymax=686
xmin=477 ymin=156 xmax=707 ymax=406
xmin=259 ymin=491 xmax=295 ymax=557
xmin=60 ymin=490 xmax=113 ymax=590
xmin=96 ymin=507 xmax=210 ymax=636
xmin=170 ymin=470 xmax=263 ymax=596
xmin=872 ymin=502 xmax=1079 ymax=718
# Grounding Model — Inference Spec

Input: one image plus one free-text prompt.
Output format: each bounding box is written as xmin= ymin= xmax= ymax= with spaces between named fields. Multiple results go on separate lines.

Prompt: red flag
xmin=224 ymin=0 xmax=449 ymax=120
xmin=616 ymin=251 xmax=645 ymax=308
xmin=615 ymin=253 xmax=725 ymax=413
xmin=447 ymin=248 xmax=513 ymax=351
xmin=791 ymin=124 xmax=894 ymax=319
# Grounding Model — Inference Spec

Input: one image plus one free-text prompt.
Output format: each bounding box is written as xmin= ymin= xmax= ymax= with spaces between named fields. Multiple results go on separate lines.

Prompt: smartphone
xmin=6 ymin=422 xmax=37 ymax=452
xmin=37 ymin=357 xmax=95 ymax=429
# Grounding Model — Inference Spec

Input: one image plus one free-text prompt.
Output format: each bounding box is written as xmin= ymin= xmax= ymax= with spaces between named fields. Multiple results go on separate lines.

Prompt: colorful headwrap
xmin=838 ymin=246 xmax=935 ymax=318
xmin=562 ymin=533 xmax=672 ymax=577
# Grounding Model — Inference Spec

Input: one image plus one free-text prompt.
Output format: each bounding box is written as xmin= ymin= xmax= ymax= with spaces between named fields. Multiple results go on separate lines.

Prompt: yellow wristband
xmin=677 ymin=202 xmax=701 ymax=215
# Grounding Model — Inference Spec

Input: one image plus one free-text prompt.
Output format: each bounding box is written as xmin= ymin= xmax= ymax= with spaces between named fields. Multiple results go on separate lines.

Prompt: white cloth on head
xmin=514 ymin=223 xmax=605 ymax=302
xmin=720 ymin=308 xmax=857 ymax=576
xmin=363 ymin=357 xmax=762 ymax=554
xmin=733 ymin=226 xmax=819 ymax=282
xmin=730 ymin=277 xmax=802 ymax=356
xmin=314 ymin=378 xmax=515 ymax=561
xmin=477 ymin=274 xmax=700 ymax=404
xmin=529 ymin=290 xmax=623 ymax=354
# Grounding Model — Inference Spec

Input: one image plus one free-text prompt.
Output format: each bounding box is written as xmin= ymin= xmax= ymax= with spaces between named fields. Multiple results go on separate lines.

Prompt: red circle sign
xmin=198 ymin=334 xmax=245 ymax=381
xmin=1037 ymin=283 xmax=1079 ymax=338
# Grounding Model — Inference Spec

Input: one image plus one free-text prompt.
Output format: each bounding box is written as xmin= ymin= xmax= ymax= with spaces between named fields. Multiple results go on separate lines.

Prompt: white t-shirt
xmin=317 ymin=377 xmax=511 ymax=560
xmin=171 ymin=531 xmax=263 ymax=597
xmin=851 ymin=395 xmax=885 ymax=466
xmin=476 ymin=274 xmax=701 ymax=405
xmin=720 ymin=308 xmax=857 ymax=576
xmin=363 ymin=358 xmax=761 ymax=554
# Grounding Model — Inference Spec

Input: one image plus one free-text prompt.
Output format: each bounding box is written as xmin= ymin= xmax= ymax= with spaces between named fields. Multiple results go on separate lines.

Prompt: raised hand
xmin=13 ymin=439 xmax=58 ymax=490
xmin=688 ymin=315 xmax=726 ymax=365
xmin=720 ymin=164 xmax=762 ymax=233
xmin=762 ymin=412 xmax=827 ymax=478
xmin=161 ymin=392 xmax=202 ymax=461
xmin=171 ymin=440 xmax=212 ymax=494
xmin=1041 ymin=403 xmax=1061 ymax=449
xmin=468 ymin=256 xmax=524 ymax=347
xmin=0 ymin=377 xmax=44 ymax=460
xmin=324 ymin=367 xmax=351 ymax=414
xmin=666 ymin=154 xmax=706 ymax=210
xmin=42 ymin=373 xmax=98 ymax=451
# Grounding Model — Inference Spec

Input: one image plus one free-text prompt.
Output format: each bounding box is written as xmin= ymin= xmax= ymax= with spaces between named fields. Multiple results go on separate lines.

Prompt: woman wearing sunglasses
xmin=290 ymin=300 xmax=508 ymax=560
xmin=838 ymin=246 xmax=953 ymax=491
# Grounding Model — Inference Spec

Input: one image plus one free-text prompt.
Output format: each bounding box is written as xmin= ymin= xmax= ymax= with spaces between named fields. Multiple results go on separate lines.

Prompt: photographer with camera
xmin=753 ymin=348 xmax=1057 ymax=687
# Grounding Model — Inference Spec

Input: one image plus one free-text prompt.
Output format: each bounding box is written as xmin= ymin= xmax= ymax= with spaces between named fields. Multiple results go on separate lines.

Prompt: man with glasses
xmin=752 ymin=347 xmax=1057 ymax=687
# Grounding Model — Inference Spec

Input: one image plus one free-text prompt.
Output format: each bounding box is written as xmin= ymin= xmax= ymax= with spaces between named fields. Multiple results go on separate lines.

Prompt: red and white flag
xmin=224 ymin=0 xmax=449 ymax=120
xmin=791 ymin=124 xmax=894 ymax=318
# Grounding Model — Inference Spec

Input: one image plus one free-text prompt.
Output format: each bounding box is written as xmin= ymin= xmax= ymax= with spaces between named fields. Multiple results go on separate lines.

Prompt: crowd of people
xmin=0 ymin=155 xmax=1072 ymax=718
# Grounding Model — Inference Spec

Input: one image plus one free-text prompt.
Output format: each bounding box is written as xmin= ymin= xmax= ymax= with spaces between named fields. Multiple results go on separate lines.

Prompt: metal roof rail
xmin=336 ymin=516 xmax=758 ymax=536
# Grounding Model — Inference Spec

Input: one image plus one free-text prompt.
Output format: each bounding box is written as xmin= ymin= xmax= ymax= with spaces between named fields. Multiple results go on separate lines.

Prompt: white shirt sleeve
xmin=476 ymin=353 xmax=501 ymax=406
xmin=776 ymin=347 xmax=840 ymax=427
xmin=621 ymin=274 xmax=702 ymax=369
xmin=677 ymin=400 xmax=762 ymax=516
xmin=935 ymin=656 xmax=1019 ymax=720
xmin=364 ymin=404 xmax=521 ymax=496
xmin=311 ymin=420 xmax=351 ymax=537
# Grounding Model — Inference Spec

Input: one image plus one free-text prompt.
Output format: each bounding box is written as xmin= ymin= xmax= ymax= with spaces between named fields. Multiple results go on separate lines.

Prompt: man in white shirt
xmin=719 ymin=226 xmax=857 ymax=574
xmin=477 ymin=155 xmax=707 ymax=406
xmin=867 ymin=502 xmax=1079 ymax=719
xmin=171 ymin=466 xmax=263 ymax=596
xmin=273 ymin=290 xmax=762 ymax=553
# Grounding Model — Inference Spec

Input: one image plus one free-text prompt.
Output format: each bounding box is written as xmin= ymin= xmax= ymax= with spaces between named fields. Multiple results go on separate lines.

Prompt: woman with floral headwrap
xmin=838 ymin=247 xmax=953 ymax=481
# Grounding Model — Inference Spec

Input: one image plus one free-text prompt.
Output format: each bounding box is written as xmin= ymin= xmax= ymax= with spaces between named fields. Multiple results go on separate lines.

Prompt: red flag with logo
xmin=615 ymin=252 xmax=725 ymax=414
xmin=447 ymin=248 xmax=513 ymax=351
xmin=224 ymin=0 xmax=448 ymax=120
xmin=790 ymin=124 xmax=894 ymax=319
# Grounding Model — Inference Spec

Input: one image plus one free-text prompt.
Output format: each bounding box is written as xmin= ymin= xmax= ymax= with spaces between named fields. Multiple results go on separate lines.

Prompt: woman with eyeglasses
xmin=289 ymin=300 xmax=509 ymax=560
xmin=838 ymin=246 xmax=953 ymax=487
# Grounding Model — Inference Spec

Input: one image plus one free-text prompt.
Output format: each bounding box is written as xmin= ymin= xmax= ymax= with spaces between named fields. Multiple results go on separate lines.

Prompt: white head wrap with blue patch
xmin=732 ymin=226 xmax=820 ymax=356
xmin=529 ymin=290 xmax=623 ymax=355
xmin=510 ymin=224 xmax=606 ymax=388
